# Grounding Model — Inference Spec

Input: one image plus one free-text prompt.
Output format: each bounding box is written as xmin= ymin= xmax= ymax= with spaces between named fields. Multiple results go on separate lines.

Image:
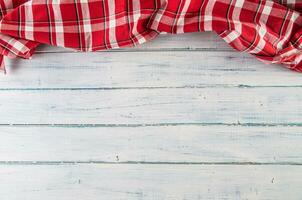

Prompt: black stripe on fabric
xmin=226 ymin=0 xmax=234 ymax=31
xmin=292 ymin=32 xmax=302 ymax=47
xmin=146 ymin=0 xmax=158 ymax=28
xmin=101 ymin=0 xmax=108 ymax=49
xmin=245 ymin=0 xmax=263 ymax=52
xmin=126 ymin=0 xmax=136 ymax=46
xmin=74 ymin=0 xmax=83 ymax=51
xmin=279 ymin=8 xmax=289 ymax=36
xmin=253 ymin=0 xmax=262 ymax=23
xmin=0 ymin=3 xmax=3 ymax=18
xmin=171 ymin=0 xmax=183 ymax=33
xmin=198 ymin=0 xmax=206 ymax=32
xmin=46 ymin=0 xmax=53 ymax=45
xmin=245 ymin=29 xmax=258 ymax=52
xmin=18 ymin=6 xmax=21 ymax=38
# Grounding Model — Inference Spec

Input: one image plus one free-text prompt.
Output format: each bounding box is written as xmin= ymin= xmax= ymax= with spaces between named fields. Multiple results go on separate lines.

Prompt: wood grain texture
xmin=3 ymin=51 xmax=300 ymax=89
xmin=0 ymin=32 xmax=301 ymax=199
xmin=1 ymin=164 xmax=302 ymax=200
xmin=0 ymin=126 xmax=301 ymax=163
xmin=2 ymin=34 xmax=301 ymax=89
xmin=0 ymin=88 xmax=301 ymax=125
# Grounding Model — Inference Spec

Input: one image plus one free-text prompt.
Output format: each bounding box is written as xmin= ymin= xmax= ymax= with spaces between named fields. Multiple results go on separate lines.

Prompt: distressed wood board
xmin=0 ymin=32 xmax=301 ymax=199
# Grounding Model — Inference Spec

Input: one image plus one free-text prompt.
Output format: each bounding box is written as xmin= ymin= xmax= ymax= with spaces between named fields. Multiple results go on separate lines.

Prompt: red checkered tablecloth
xmin=1 ymin=0 xmax=302 ymax=73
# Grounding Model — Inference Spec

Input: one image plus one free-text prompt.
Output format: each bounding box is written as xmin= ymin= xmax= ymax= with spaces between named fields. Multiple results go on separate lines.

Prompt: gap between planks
xmin=1 ymin=85 xmax=302 ymax=91
xmin=0 ymin=161 xmax=302 ymax=166
xmin=35 ymin=48 xmax=232 ymax=53
xmin=0 ymin=123 xmax=301 ymax=127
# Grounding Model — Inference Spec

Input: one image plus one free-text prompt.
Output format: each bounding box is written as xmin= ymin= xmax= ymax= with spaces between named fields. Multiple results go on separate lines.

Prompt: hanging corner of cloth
xmin=0 ymin=54 xmax=7 ymax=74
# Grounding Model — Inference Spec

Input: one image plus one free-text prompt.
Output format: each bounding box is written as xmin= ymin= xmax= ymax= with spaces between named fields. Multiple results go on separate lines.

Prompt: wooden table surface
xmin=0 ymin=32 xmax=302 ymax=199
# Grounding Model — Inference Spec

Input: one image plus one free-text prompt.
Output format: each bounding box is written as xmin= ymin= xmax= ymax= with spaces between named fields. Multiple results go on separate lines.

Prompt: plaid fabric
xmin=0 ymin=0 xmax=302 ymax=73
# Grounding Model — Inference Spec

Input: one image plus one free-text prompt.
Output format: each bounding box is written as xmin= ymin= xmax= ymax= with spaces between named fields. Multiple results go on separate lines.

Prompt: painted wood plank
xmin=2 ymin=51 xmax=300 ymax=89
xmin=0 ymin=164 xmax=301 ymax=200
xmin=35 ymin=32 xmax=228 ymax=53
xmin=0 ymin=88 xmax=301 ymax=125
xmin=0 ymin=126 xmax=301 ymax=163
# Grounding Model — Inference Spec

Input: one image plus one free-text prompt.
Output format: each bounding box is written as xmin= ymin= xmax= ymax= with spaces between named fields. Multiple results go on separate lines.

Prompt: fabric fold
xmin=0 ymin=0 xmax=39 ymax=72
xmin=1 ymin=0 xmax=302 ymax=73
xmin=147 ymin=0 xmax=302 ymax=72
